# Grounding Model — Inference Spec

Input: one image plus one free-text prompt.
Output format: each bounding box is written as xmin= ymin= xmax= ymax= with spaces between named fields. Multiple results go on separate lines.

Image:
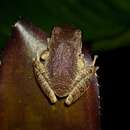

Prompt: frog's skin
xmin=33 ymin=26 xmax=98 ymax=105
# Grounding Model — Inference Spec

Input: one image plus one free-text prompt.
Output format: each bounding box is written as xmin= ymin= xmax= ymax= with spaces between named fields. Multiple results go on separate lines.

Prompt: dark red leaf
xmin=0 ymin=20 xmax=100 ymax=130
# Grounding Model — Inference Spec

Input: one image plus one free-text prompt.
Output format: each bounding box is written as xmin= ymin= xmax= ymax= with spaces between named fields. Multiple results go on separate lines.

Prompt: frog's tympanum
xmin=33 ymin=26 xmax=98 ymax=106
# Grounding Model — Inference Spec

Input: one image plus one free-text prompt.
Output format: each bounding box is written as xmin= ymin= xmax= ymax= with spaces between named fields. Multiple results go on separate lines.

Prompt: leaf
xmin=0 ymin=20 xmax=100 ymax=130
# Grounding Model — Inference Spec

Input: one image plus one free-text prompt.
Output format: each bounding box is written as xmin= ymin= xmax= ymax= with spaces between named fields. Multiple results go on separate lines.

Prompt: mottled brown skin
xmin=47 ymin=27 xmax=82 ymax=97
xmin=33 ymin=26 xmax=98 ymax=105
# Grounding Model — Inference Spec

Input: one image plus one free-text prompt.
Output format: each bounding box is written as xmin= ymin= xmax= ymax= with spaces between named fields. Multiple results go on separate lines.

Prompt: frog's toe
xmin=65 ymin=95 xmax=73 ymax=106
xmin=51 ymin=97 xmax=57 ymax=104
xmin=49 ymin=91 xmax=57 ymax=104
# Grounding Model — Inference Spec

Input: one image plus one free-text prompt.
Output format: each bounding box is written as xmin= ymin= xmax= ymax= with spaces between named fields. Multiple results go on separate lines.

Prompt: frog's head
xmin=49 ymin=26 xmax=82 ymax=54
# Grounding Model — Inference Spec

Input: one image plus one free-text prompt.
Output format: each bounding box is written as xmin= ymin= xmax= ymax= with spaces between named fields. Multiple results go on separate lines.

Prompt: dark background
xmin=0 ymin=0 xmax=130 ymax=130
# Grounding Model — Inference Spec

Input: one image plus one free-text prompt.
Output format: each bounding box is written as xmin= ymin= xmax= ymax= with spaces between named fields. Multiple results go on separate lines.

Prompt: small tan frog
xmin=33 ymin=26 xmax=98 ymax=106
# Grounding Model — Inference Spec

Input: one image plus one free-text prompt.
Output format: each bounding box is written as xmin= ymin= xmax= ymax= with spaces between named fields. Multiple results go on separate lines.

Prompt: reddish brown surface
xmin=0 ymin=20 xmax=100 ymax=130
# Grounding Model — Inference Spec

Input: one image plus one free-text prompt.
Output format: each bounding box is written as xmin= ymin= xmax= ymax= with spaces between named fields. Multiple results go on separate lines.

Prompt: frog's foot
xmin=65 ymin=75 xmax=90 ymax=105
xmin=65 ymin=55 xmax=98 ymax=106
xmin=33 ymin=53 xmax=57 ymax=104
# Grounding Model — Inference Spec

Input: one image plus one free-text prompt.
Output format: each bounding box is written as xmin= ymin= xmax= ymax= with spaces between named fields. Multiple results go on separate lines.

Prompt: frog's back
xmin=47 ymin=42 xmax=77 ymax=97
xmin=47 ymin=26 xmax=79 ymax=97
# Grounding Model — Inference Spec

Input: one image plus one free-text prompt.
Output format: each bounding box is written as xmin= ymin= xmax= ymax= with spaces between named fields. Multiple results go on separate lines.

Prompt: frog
xmin=32 ymin=26 xmax=98 ymax=106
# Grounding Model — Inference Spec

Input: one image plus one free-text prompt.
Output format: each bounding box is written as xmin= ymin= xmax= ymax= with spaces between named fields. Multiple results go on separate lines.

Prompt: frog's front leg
xmin=33 ymin=53 xmax=57 ymax=104
xmin=65 ymin=55 xmax=98 ymax=105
